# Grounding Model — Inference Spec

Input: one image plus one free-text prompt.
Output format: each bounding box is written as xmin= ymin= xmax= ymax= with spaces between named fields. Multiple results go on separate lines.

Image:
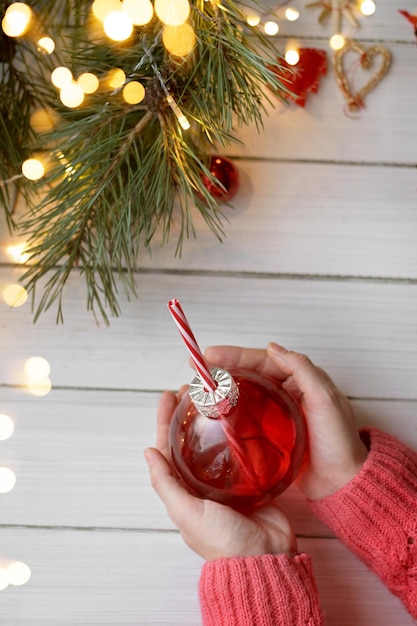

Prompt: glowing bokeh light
xmin=122 ymin=81 xmax=146 ymax=104
xmin=51 ymin=67 xmax=73 ymax=89
xmin=246 ymin=13 xmax=260 ymax=26
xmin=0 ymin=415 xmax=14 ymax=441
xmin=360 ymin=0 xmax=376 ymax=15
xmin=24 ymin=356 xmax=51 ymax=380
xmin=330 ymin=33 xmax=345 ymax=50
xmin=92 ymin=0 xmax=122 ymax=21
xmin=37 ymin=36 xmax=55 ymax=54
xmin=7 ymin=562 xmax=31 ymax=586
xmin=26 ymin=377 xmax=52 ymax=397
xmin=2 ymin=284 xmax=28 ymax=307
xmin=162 ymin=23 xmax=196 ymax=56
xmin=107 ymin=68 xmax=126 ymax=89
xmin=103 ymin=10 xmax=133 ymax=40
xmin=1 ymin=2 xmax=32 ymax=37
xmin=6 ymin=243 xmax=29 ymax=264
xmin=30 ymin=107 xmax=59 ymax=133
xmin=264 ymin=21 xmax=279 ymax=35
xmin=155 ymin=0 xmax=190 ymax=26
xmin=60 ymin=83 xmax=85 ymax=108
xmin=22 ymin=158 xmax=45 ymax=181
xmin=285 ymin=49 xmax=300 ymax=65
xmin=285 ymin=7 xmax=299 ymax=21
xmin=122 ymin=0 xmax=154 ymax=25
xmin=77 ymin=72 xmax=100 ymax=94
xmin=0 ymin=467 xmax=16 ymax=494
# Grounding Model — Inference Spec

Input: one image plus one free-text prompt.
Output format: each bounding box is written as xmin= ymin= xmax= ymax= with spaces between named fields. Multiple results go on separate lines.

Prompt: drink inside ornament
xmin=169 ymin=367 xmax=307 ymax=509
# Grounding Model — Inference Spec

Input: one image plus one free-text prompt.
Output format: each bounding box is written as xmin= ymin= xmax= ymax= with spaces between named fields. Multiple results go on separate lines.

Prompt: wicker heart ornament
xmin=333 ymin=40 xmax=391 ymax=112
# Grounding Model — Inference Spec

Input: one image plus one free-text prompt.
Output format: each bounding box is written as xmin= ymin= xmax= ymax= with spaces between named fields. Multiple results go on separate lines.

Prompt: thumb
xmin=144 ymin=447 xmax=202 ymax=526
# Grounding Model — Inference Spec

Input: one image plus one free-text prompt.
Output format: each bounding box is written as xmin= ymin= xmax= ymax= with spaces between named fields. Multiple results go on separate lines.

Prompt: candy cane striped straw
xmin=167 ymin=299 xmax=217 ymax=391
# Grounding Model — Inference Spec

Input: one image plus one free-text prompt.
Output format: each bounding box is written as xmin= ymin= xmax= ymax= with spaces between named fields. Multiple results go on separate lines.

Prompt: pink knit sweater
xmin=199 ymin=429 xmax=417 ymax=625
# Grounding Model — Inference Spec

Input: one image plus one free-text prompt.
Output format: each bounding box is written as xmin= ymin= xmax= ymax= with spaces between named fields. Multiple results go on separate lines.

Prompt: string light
xmin=60 ymin=82 xmax=85 ymax=108
xmin=264 ymin=21 xmax=279 ymax=36
xmin=122 ymin=0 xmax=154 ymax=25
xmin=7 ymin=562 xmax=31 ymax=586
xmin=0 ymin=467 xmax=16 ymax=494
xmin=103 ymin=10 xmax=133 ymax=40
xmin=360 ymin=0 xmax=376 ymax=16
xmin=154 ymin=0 xmax=190 ymax=26
xmin=6 ymin=243 xmax=29 ymax=264
xmin=37 ymin=36 xmax=55 ymax=54
xmin=0 ymin=569 xmax=9 ymax=592
xmin=330 ymin=33 xmax=345 ymax=50
xmin=122 ymin=81 xmax=146 ymax=104
xmin=30 ymin=107 xmax=59 ymax=133
xmin=92 ymin=0 xmax=121 ymax=21
xmin=0 ymin=415 xmax=14 ymax=441
xmin=285 ymin=7 xmax=299 ymax=21
xmin=285 ymin=48 xmax=300 ymax=65
xmin=2 ymin=284 xmax=28 ymax=307
xmin=77 ymin=73 xmax=100 ymax=94
xmin=107 ymin=68 xmax=126 ymax=89
xmin=21 ymin=157 xmax=45 ymax=181
xmin=166 ymin=95 xmax=190 ymax=129
xmin=162 ymin=23 xmax=196 ymax=57
xmin=51 ymin=67 xmax=73 ymax=89
xmin=246 ymin=13 xmax=260 ymax=27
xmin=24 ymin=357 xmax=52 ymax=397
xmin=1 ymin=2 xmax=32 ymax=37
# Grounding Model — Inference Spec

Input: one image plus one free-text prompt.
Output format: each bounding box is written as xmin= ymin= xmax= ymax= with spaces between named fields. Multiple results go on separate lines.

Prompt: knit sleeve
xmin=310 ymin=428 xmax=417 ymax=619
xmin=199 ymin=553 xmax=324 ymax=626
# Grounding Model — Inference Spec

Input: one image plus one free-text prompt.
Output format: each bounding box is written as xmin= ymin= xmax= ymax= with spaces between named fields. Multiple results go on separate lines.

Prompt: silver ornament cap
xmin=189 ymin=367 xmax=239 ymax=418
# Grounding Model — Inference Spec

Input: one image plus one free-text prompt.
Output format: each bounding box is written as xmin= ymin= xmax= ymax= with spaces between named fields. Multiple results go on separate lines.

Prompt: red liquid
xmin=169 ymin=368 xmax=307 ymax=508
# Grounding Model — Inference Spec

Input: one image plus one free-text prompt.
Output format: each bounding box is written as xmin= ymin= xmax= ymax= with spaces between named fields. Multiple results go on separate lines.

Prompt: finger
xmin=155 ymin=390 xmax=178 ymax=455
xmin=267 ymin=343 xmax=333 ymax=395
xmin=204 ymin=345 xmax=269 ymax=373
xmin=144 ymin=447 xmax=202 ymax=527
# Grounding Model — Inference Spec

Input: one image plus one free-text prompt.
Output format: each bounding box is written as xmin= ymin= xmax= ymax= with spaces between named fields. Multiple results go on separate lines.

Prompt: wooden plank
xmin=232 ymin=42 xmax=417 ymax=163
xmin=1 ymin=271 xmax=416 ymax=399
xmin=0 ymin=528 xmax=414 ymax=625
xmin=0 ymin=386 xmax=416 ymax=535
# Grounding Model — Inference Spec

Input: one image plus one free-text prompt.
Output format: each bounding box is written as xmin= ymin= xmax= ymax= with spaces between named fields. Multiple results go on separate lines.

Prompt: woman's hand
xmin=203 ymin=344 xmax=369 ymax=502
xmin=145 ymin=388 xmax=297 ymax=561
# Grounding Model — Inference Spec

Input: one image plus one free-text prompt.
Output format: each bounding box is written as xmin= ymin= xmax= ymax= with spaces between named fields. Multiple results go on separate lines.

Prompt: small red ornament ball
xmin=201 ymin=156 xmax=239 ymax=203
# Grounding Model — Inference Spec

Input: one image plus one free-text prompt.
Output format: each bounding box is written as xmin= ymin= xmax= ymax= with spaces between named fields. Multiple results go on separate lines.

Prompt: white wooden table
xmin=1 ymin=0 xmax=417 ymax=623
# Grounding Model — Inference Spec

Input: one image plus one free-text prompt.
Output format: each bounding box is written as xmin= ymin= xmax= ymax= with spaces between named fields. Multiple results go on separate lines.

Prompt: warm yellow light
xmin=330 ymin=33 xmax=345 ymax=50
xmin=51 ymin=66 xmax=73 ymax=89
xmin=162 ymin=23 xmax=196 ymax=56
xmin=30 ymin=107 xmax=59 ymax=133
xmin=2 ymin=284 xmax=28 ymax=307
xmin=0 ymin=415 xmax=14 ymax=441
xmin=285 ymin=7 xmax=299 ymax=21
xmin=122 ymin=0 xmax=154 ymax=25
xmin=7 ymin=562 xmax=31 ymax=586
xmin=37 ymin=36 xmax=55 ymax=54
xmin=285 ymin=49 xmax=300 ymax=65
xmin=6 ymin=243 xmax=29 ymax=264
xmin=0 ymin=569 xmax=9 ymax=591
xmin=26 ymin=377 xmax=52 ymax=397
xmin=246 ymin=13 xmax=260 ymax=26
xmin=166 ymin=95 xmax=190 ymax=129
xmin=60 ymin=82 xmax=85 ymax=108
xmin=22 ymin=158 xmax=44 ymax=181
xmin=154 ymin=0 xmax=190 ymax=26
xmin=77 ymin=72 xmax=100 ymax=94
xmin=107 ymin=68 xmax=126 ymax=89
xmin=264 ymin=21 xmax=279 ymax=35
xmin=360 ymin=0 xmax=376 ymax=15
xmin=103 ymin=10 xmax=133 ymax=40
xmin=1 ymin=2 xmax=32 ymax=37
xmin=0 ymin=467 xmax=16 ymax=493
xmin=122 ymin=81 xmax=146 ymax=104
xmin=24 ymin=356 xmax=51 ymax=380
xmin=92 ymin=0 xmax=122 ymax=21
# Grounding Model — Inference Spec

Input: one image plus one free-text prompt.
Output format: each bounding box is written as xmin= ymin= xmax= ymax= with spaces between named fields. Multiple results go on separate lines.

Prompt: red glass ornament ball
xmin=201 ymin=156 xmax=239 ymax=202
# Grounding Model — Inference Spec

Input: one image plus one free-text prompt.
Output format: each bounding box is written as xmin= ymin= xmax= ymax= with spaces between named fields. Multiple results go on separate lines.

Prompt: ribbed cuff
xmin=199 ymin=553 xmax=324 ymax=626
xmin=310 ymin=428 xmax=417 ymax=618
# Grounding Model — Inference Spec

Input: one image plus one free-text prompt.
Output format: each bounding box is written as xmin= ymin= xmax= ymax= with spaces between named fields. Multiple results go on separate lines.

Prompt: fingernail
xmin=144 ymin=448 xmax=154 ymax=467
xmin=268 ymin=342 xmax=287 ymax=356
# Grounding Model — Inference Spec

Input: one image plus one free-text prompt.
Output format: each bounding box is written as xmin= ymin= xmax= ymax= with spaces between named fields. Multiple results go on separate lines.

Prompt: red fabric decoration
xmin=270 ymin=48 xmax=327 ymax=107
